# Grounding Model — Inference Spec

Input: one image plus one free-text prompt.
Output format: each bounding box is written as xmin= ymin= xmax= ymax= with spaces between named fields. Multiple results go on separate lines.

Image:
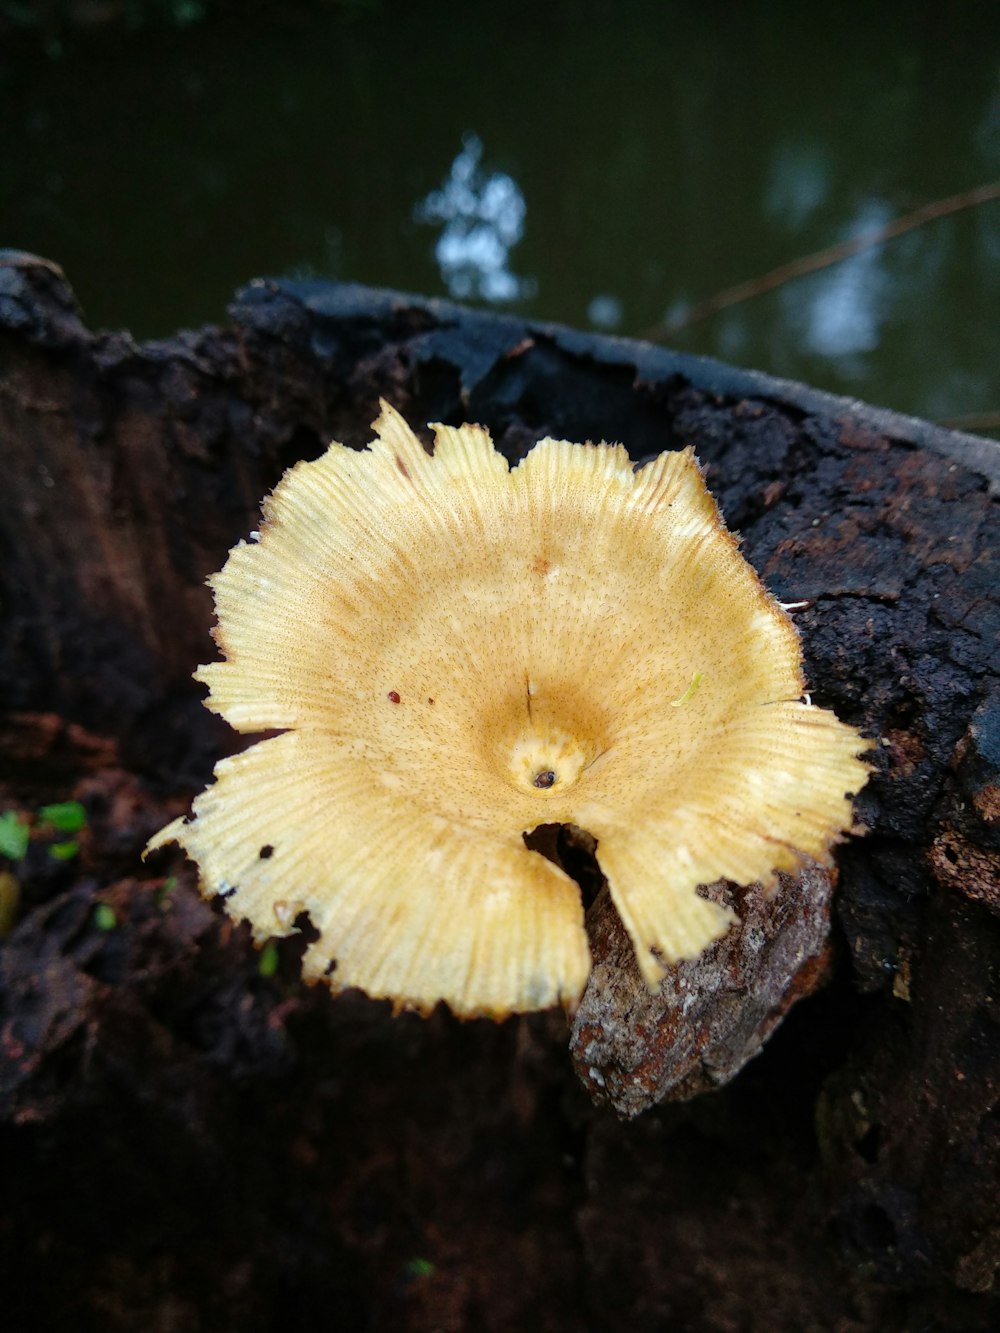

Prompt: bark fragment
xmin=572 ymin=865 xmax=835 ymax=1116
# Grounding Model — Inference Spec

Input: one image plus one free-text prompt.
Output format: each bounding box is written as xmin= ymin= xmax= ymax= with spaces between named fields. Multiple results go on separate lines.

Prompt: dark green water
xmin=3 ymin=1 xmax=999 ymax=425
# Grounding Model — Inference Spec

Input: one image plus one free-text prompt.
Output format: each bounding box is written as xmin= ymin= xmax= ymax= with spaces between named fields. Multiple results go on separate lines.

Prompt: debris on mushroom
xmin=146 ymin=401 xmax=870 ymax=1018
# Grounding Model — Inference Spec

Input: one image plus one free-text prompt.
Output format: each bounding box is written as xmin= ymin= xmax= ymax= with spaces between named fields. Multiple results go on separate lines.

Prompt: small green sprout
xmin=0 ymin=811 xmax=30 ymax=861
xmin=154 ymin=875 xmax=178 ymax=905
xmin=38 ymin=801 xmax=87 ymax=835
xmin=402 ymin=1258 xmax=436 ymax=1280
xmin=670 ymin=670 xmax=703 ymax=708
xmin=48 ymin=840 xmax=80 ymax=862
xmin=258 ymin=940 xmax=280 ymax=977
xmin=94 ymin=903 xmax=117 ymax=931
xmin=0 ymin=801 xmax=88 ymax=863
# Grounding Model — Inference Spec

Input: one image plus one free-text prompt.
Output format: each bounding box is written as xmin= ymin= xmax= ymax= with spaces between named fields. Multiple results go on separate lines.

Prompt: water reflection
xmin=415 ymin=133 xmax=535 ymax=303
xmin=800 ymin=201 xmax=892 ymax=361
xmin=586 ymin=294 xmax=624 ymax=331
xmin=3 ymin=3 xmax=999 ymax=424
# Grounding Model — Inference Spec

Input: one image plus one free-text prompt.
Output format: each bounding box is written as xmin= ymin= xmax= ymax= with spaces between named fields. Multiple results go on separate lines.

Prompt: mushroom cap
xmin=148 ymin=402 xmax=869 ymax=1017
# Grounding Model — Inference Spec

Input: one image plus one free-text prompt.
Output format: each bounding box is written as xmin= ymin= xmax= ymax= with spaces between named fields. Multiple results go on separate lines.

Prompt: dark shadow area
xmin=523 ymin=822 xmax=605 ymax=912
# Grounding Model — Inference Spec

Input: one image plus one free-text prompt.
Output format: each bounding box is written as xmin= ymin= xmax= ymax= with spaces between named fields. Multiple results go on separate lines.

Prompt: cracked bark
xmin=2 ymin=250 xmax=999 ymax=1329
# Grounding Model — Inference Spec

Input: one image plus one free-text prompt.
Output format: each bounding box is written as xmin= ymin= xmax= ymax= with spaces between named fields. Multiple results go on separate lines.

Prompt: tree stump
xmin=1 ymin=250 xmax=998 ymax=1330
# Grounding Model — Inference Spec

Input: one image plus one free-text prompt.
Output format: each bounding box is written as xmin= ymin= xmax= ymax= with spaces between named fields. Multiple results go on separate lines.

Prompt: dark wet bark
xmin=1 ymin=250 xmax=998 ymax=1330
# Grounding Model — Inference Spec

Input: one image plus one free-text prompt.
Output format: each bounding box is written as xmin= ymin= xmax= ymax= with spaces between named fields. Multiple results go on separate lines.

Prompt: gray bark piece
xmin=572 ymin=865 xmax=835 ymax=1116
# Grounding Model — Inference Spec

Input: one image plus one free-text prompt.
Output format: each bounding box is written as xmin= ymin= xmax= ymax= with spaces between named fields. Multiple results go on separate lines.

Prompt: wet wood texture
xmin=2 ymin=250 xmax=999 ymax=1330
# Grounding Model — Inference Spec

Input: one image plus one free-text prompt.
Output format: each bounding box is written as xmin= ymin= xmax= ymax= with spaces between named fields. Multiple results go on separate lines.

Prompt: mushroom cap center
xmin=506 ymin=724 xmax=598 ymax=795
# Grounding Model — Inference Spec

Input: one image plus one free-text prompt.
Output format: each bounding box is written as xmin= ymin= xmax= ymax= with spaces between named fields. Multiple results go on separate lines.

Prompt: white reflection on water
xmin=415 ymin=134 xmax=535 ymax=302
xmin=587 ymin=293 xmax=624 ymax=330
xmin=799 ymin=200 xmax=892 ymax=360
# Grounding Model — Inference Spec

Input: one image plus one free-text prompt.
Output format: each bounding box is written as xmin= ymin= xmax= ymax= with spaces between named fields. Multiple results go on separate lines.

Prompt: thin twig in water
xmin=936 ymin=410 xmax=1000 ymax=434
xmin=644 ymin=181 xmax=1000 ymax=341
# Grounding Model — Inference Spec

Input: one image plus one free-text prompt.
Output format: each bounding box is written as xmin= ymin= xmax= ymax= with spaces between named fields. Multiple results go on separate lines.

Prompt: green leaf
xmin=48 ymin=839 xmax=79 ymax=862
xmin=38 ymin=800 xmax=87 ymax=834
xmin=403 ymin=1258 xmax=436 ymax=1279
xmin=0 ymin=811 xmax=30 ymax=861
xmin=94 ymin=903 xmax=117 ymax=931
xmin=258 ymin=940 xmax=280 ymax=977
xmin=154 ymin=875 xmax=178 ymax=905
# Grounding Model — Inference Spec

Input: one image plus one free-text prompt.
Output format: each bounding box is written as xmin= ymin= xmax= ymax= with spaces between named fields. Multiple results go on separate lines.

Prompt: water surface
xmin=3 ymin=1 xmax=998 ymax=425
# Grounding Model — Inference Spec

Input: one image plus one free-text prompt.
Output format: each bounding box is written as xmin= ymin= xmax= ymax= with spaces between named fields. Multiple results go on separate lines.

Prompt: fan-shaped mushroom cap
xmin=148 ymin=402 xmax=869 ymax=1017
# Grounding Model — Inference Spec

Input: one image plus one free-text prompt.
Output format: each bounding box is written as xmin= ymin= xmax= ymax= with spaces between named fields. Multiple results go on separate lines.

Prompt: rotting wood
xmin=2 ymin=250 xmax=999 ymax=1327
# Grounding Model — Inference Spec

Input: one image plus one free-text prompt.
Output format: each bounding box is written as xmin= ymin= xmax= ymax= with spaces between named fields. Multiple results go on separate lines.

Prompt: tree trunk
xmin=2 ymin=250 xmax=998 ymax=1331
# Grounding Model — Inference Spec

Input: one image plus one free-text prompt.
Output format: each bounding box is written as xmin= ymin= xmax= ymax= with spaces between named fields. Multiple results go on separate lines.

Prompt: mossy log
xmin=1 ymin=250 xmax=998 ymax=1330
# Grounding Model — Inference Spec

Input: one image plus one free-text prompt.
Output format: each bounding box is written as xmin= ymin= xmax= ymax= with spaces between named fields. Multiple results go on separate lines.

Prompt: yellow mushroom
xmin=147 ymin=402 xmax=869 ymax=1018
